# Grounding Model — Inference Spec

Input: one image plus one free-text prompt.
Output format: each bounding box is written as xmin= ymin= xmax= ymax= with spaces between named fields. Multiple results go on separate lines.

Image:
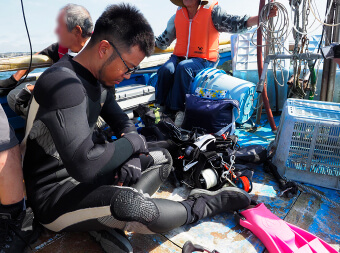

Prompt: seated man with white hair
xmin=3 ymin=4 xmax=93 ymax=116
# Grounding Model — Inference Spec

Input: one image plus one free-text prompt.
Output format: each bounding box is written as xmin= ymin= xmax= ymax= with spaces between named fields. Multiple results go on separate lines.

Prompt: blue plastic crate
xmin=273 ymin=99 xmax=340 ymax=190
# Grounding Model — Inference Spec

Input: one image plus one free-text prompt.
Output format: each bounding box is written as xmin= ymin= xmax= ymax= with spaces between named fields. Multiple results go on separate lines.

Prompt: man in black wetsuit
xmin=23 ymin=4 xmax=251 ymax=252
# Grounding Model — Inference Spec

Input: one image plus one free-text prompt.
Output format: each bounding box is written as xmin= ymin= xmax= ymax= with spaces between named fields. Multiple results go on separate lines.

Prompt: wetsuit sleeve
xmin=33 ymin=68 xmax=134 ymax=184
xmin=155 ymin=14 xmax=176 ymax=50
xmin=100 ymin=89 xmax=136 ymax=136
xmin=39 ymin=43 xmax=60 ymax=63
xmin=211 ymin=5 xmax=249 ymax=33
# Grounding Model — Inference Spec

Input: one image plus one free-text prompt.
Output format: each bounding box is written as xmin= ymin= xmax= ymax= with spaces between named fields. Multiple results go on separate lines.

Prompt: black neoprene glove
xmin=0 ymin=75 xmax=18 ymax=88
xmin=115 ymin=155 xmax=142 ymax=186
xmin=123 ymin=133 xmax=149 ymax=154
xmin=13 ymin=85 xmax=32 ymax=116
xmin=0 ymin=75 xmax=18 ymax=96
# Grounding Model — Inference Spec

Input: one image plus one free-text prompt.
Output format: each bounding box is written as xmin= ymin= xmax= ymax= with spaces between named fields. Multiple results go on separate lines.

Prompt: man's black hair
xmin=89 ymin=3 xmax=154 ymax=57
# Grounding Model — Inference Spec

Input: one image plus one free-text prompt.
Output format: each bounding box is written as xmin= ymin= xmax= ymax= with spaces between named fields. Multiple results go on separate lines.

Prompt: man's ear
xmin=98 ymin=40 xmax=111 ymax=59
xmin=73 ymin=25 xmax=82 ymax=37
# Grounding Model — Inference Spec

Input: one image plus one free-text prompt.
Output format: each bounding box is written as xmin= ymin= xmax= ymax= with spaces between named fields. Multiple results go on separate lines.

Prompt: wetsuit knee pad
xmin=110 ymin=188 xmax=187 ymax=234
xmin=110 ymin=188 xmax=160 ymax=226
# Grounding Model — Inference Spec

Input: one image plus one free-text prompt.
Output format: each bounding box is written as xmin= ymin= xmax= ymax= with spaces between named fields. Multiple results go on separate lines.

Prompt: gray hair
xmin=63 ymin=4 xmax=93 ymax=38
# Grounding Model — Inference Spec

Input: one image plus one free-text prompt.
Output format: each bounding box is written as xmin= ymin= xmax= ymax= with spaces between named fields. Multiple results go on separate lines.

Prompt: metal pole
xmin=327 ymin=0 xmax=340 ymax=101
xmin=257 ymin=0 xmax=277 ymax=132
xmin=257 ymin=53 xmax=323 ymax=93
xmin=320 ymin=0 xmax=334 ymax=101
xmin=255 ymin=95 xmax=264 ymax=125
xmin=256 ymin=0 xmax=265 ymax=126
xmin=256 ymin=2 xmax=273 ymax=126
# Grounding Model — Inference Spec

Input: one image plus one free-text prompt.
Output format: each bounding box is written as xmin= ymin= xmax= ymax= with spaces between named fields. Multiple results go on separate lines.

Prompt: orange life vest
xmin=173 ymin=0 xmax=219 ymax=62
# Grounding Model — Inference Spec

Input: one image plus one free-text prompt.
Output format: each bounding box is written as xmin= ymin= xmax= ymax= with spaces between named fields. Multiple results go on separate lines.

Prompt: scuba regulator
xmin=178 ymin=134 xmax=252 ymax=193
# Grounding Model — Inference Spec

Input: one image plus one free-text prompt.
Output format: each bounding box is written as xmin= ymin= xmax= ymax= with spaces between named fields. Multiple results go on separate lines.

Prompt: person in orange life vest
xmin=5 ymin=4 xmax=93 ymax=117
xmin=155 ymin=0 xmax=277 ymax=123
xmin=0 ymin=4 xmax=93 ymax=96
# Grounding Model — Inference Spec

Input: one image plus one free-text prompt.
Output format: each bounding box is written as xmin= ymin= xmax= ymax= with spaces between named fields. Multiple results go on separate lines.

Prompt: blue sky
xmin=0 ymin=0 xmax=326 ymax=53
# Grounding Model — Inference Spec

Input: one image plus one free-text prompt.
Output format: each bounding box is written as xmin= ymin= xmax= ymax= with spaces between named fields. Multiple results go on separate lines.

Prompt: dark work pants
xmin=156 ymin=55 xmax=215 ymax=111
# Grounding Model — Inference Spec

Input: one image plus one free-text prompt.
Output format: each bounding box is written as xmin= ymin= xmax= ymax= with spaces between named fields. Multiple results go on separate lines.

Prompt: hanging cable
xmin=255 ymin=2 xmax=290 ymax=88
xmin=17 ymin=0 xmax=33 ymax=86
xmin=250 ymin=1 xmax=292 ymax=112
xmin=308 ymin=0 xmax=340 ymax=27
xmin=290 ymin=0 xmax=335 ymax=36
xmin=251 ymin=1 xmax=290 ymax=54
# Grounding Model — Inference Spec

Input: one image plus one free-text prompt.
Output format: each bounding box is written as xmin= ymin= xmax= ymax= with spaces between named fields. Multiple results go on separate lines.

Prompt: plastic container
xmin=189 ymin=68 xmax=257 ymax=124
xmin=272 ymin=98 xmax=340 ymax=190
xmin=231 ymin=29 xmax=291 ymax=111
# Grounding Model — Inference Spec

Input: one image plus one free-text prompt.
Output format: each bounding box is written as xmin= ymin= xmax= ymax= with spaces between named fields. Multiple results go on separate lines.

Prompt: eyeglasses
xmin=107 ymin=41 xmax=139 ymax=75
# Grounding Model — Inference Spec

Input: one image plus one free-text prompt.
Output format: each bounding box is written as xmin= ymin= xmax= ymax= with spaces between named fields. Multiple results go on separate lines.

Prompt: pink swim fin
xmin=237 ymin=203 xmax=337 ymax=253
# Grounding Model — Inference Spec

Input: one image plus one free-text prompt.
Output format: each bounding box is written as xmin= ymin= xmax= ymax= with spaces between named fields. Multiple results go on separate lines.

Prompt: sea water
xmin=0 ymin=68 xmax=47 ymax=80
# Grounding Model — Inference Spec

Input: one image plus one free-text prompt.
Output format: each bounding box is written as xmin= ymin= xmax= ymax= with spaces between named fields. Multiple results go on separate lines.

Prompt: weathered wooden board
xmin=27 ymin=228 xmax=179 ymax=253
xmin=128 ymin=233 xmax=181 ymax=253
xmin=161 ymin=166 xmax=300 ymax=253
xmin=27 ymin=231 xmax=102 ymax=253
xmin=284 ymin=184 xmax=340 ymax=252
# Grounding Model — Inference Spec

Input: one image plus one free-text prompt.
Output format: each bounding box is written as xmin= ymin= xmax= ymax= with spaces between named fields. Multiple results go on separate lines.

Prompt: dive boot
xmin=182 ymin=187 xmax=251 ymax=224
xmin=0 ymin=208 xmax=41 ymax=253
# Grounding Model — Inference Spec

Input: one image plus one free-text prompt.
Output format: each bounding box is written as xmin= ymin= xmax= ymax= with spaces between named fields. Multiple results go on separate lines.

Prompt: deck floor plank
xmin=284 ymin=185 xmax=340 ymax=251
xmin=128 ymin=233 xmax=182 ymax=253
xmin=27 ymin=231 xmax=102 ymax=253
xmin=27 ymin=228 xmax=180 ymax=253
xmin=159 ymin=166 xmax=300 ymax=253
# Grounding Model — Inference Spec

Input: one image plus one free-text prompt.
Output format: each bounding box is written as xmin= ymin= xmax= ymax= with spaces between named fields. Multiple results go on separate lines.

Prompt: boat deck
xmin=26 ymin=115 xmax=340 ymax=253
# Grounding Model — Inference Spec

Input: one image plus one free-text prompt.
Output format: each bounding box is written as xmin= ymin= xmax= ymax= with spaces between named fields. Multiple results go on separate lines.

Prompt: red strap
xmin=58 ymin=46 xmax=68 ymax=59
